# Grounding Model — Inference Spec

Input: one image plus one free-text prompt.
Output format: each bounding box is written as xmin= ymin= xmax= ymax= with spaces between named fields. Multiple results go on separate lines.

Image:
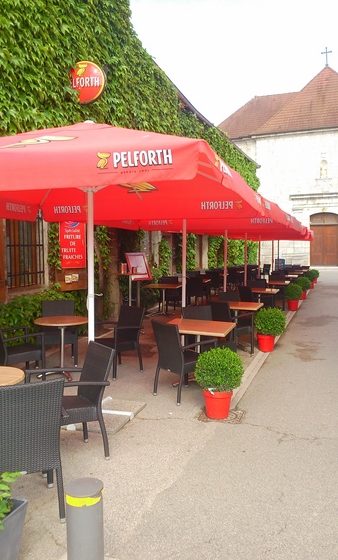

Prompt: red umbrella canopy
xmin=0 ymin=121 xmax=264 ymax=222
xmin=0 ymin=121 xmax=265 ymax=341
xmin=97 ymin=198 xmax=311 ymax=241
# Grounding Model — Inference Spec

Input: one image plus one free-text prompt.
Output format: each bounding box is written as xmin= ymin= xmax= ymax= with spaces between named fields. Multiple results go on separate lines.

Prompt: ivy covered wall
xmin=1 ymin=0 xmax=258 ymax=313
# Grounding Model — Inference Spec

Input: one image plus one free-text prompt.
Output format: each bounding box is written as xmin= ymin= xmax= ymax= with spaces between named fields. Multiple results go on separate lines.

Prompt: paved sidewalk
xmin=16 ymin=268 xmax=338 ymax=559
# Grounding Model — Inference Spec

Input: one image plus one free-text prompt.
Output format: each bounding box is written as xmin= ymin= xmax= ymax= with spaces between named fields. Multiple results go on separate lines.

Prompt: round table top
xmin=0 ymin=366 xmax=25 ymax=386
xmin=34 ymin=315 xmax=88 ymax=328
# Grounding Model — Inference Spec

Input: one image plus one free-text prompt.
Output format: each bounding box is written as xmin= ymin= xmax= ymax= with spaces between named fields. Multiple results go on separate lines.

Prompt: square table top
xmin=168 ymin=317 xmax=236 ymax=338
xmin=145 ymin=283 xmax=182 ymax=290
xmin=267 ymin=280 xmax=290 ymax=286
xmin=227 ymin=301 xmax=264 ymax=312
xmin=251 ymin=287 xmax=279 ymax=295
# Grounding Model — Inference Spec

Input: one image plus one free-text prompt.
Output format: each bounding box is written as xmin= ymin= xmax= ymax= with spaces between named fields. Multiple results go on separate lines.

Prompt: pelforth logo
xmin=70 ymin=61 xmax=106 ymax=104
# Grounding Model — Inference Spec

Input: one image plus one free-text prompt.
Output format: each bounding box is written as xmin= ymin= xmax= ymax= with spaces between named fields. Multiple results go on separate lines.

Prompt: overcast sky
xmin=130 ymin=0 xmax=338 ymax=125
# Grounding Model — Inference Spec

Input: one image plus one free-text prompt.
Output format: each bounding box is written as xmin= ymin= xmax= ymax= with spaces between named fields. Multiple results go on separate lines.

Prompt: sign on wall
xmin=69 ymin=60 xmax=106 ymax=104
xmin=59 ymin=222 xmax=86 ymax=269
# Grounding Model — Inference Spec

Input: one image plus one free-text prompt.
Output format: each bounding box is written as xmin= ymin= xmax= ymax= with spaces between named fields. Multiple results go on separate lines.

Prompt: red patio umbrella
xmin=0 ymin=121 xmax=265 ymax=339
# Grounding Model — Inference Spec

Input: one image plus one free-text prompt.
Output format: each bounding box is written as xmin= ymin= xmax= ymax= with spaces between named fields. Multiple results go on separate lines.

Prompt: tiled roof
xmin=218 ymin=66 xmax=338 ymax=139
xmin=218 ymin=93 xmax=295 ymax=139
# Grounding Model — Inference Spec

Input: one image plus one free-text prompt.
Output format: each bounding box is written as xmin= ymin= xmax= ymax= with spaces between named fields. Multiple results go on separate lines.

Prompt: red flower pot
xmin=301 ymin=290 xmax=307 ymax=300
xmin=287 ymin=299 xmax=299 ymax=311
xmin=257 ymin=333 xmax=275 ymax=352
xmin=203 ymin=389 xmax=233 ymax=419
xmin=310 ymin=281 xmax=315 ymax=289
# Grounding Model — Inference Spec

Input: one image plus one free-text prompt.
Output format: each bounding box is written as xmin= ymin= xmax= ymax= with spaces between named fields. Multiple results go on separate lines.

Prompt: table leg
xmin=59 ymin=326 xmax=65 ymax=369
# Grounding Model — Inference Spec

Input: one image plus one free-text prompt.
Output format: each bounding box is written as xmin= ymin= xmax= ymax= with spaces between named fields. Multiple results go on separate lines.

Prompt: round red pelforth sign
xmin=70 ymin=60 xmax=106 ymax=104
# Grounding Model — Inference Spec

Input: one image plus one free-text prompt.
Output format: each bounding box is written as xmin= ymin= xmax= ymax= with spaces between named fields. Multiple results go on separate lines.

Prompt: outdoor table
xmin=168 ymin=317 xmax=236 ymax=342
xmin=34 ymin=315 xmax=88 ymax=368
xmin=226 ymin=301 xmax=264 ymax=354
xmin=145 ymin=283 xmax=182 ymax=316
xmin=167 ymin=317 xmax=236 ymax=386
xmin=267 ymin=281 xmax=289 ymax=309
xmin=0 ymin=366 xmax=25 ymax=386
xmin=251 ymin=287 xmax=279 ymax=306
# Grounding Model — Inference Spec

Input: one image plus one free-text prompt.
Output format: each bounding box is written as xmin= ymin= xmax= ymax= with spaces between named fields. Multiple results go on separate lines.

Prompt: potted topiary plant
xmin=304 ymin=269 xmax=319 ymax=287
xmin=194 ymin=346 xmax=244 ymax=419
xmin=295 ymin=276 xmax=311 ymax=299
xmin=284 ymin=282 xmax=303 ymax=311
xmin=254 ymin=307 xmax=286 ymax=352
xmin=0 ymin=471 xmax=27 ymax=560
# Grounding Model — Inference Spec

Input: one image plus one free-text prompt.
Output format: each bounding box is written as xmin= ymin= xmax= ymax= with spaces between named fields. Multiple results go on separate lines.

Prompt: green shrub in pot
xmin=0 ymin=471 xmax=23 ymax=529
xmin=194 ymin=347 xmax=244 ymax=392
xmin=284 ymin=282 xmax=303 ymax=301
xmin=295 ymin=276 xmax=311 ymax=291
xmin=254 ymin=307 xmax=286 ymax=336
xmin=304 ymin=269 xmax=319 ymax=281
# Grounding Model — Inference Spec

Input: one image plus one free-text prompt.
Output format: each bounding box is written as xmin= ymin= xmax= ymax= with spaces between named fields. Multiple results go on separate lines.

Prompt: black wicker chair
xmin=0 ymin=326 xmax=45 ymax=368
xmin=151 ymin=320 xmax=213 ymax=405
xmin=27 ymin=341 xmax=115 ymax=459
xmin=95 ymin=305 xmax=145 ymax=380
xmin=186 ymin=276 xmax=206 ymax=305
xmin=247 ymin=279 xmax=275 ymax=307
xmin=0 ymin=377 xmax=66 ymax=520
xmin=158 ymin=276 xmax=182 ymax=313
xmin=41 ymin=300 xmax=79 ymax=365
xmin=218 ymin=290 xmax=240 ymax=302
xmin=261 ymin=263 xmax=271 ymax=278
xmin=210 ymin=300 xmax=255 ymax=354
xmin=182 ymin=304 xmax=216 ymax=352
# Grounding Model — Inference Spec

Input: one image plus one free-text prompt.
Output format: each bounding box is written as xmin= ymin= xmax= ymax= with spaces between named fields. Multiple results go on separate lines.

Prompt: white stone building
xmin=218 ymin=65 xmax=338 ymax=266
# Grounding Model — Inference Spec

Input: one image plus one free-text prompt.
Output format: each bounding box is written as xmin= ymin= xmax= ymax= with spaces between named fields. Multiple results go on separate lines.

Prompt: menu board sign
xmin=60 ymin=222 xmax=86 ymax=269
xmin=125 ymin=252 xmax=152 ymax=281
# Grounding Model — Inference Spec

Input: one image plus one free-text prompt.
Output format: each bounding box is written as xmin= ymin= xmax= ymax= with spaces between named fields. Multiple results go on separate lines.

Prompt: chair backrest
xmin=116 ymin=305 xmax=145 ymax=343
xmin=269 ymin=272 xmax=286 ymax=280
xmin=186 ymin=276 xmax=204 ymax=296
xmin=0 ymin=378 xmax=64 ymax=473
xmin=41 ymin=299 xmax=77 ymax=344
xmin=262 ymin=264 xmax=271 ymax=274
xmin=218 ymin=290 xmax=240 ymax=302
xmin=151 ymin=320 xmax=183 ymax=373
xmin=238 ymin=286 xmax=254 ymax=302
xmin=210 ymin=301 xmax=233 ymax=322
xmin=159 ymin=276 xmax=178 ymax=284
xmin=182 ymin=304 xmax=212 ymax=320
xmin=248 ymin=279 xmax=267 ymax=288
xmin=206 ymin=270 xmax=221 ymax=289
xmin=42 ymin=299 xmax=75 ymax=316
xmin=78 ymin=341 xmax=115 ymax=402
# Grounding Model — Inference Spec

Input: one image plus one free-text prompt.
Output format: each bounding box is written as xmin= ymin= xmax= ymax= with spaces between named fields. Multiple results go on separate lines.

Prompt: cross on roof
xmin=321 ymin=46 xmax=332 ymax=67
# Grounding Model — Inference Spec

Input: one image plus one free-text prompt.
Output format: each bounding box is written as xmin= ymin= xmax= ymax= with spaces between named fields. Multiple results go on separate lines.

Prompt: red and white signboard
xmin=70 ymin=61 xmax=106 ymax=104
xmin=59 ymin=222 xmax=86 ymax=269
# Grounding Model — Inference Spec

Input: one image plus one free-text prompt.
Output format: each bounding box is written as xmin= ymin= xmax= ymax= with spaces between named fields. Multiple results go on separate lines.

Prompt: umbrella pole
xmin=223 ymin=230 xmax=228 ymax=292
xmin=244 ymin=234 xmax=248 ymax=286
xmin=181 ymin=219 xmax=187 ymax=309
xmin=87 ymin=189 xmax=95 ymax=341
xmin=258 ymin=237 xmax=261 ymax=278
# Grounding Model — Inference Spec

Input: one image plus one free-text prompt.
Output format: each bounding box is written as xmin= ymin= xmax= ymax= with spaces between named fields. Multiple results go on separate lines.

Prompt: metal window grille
xmin=6 ymin=216 xmax=45 ymax=288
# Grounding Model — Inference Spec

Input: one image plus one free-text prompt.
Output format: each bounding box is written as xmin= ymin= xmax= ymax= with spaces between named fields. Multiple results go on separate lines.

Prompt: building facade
xmin=218 ymin=66 xmax=338 ymax=266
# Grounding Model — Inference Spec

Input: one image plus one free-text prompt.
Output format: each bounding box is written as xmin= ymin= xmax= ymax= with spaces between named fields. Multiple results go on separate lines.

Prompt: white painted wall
xmin=235 ymin=128 xmax=338 ymax=265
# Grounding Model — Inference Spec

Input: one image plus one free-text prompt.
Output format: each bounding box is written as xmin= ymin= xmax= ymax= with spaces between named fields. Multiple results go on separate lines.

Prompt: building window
xmin=6 ymin=217 xmax=45 ymax=289
xmin=320 ymin=157 xmax=328 ymax=179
